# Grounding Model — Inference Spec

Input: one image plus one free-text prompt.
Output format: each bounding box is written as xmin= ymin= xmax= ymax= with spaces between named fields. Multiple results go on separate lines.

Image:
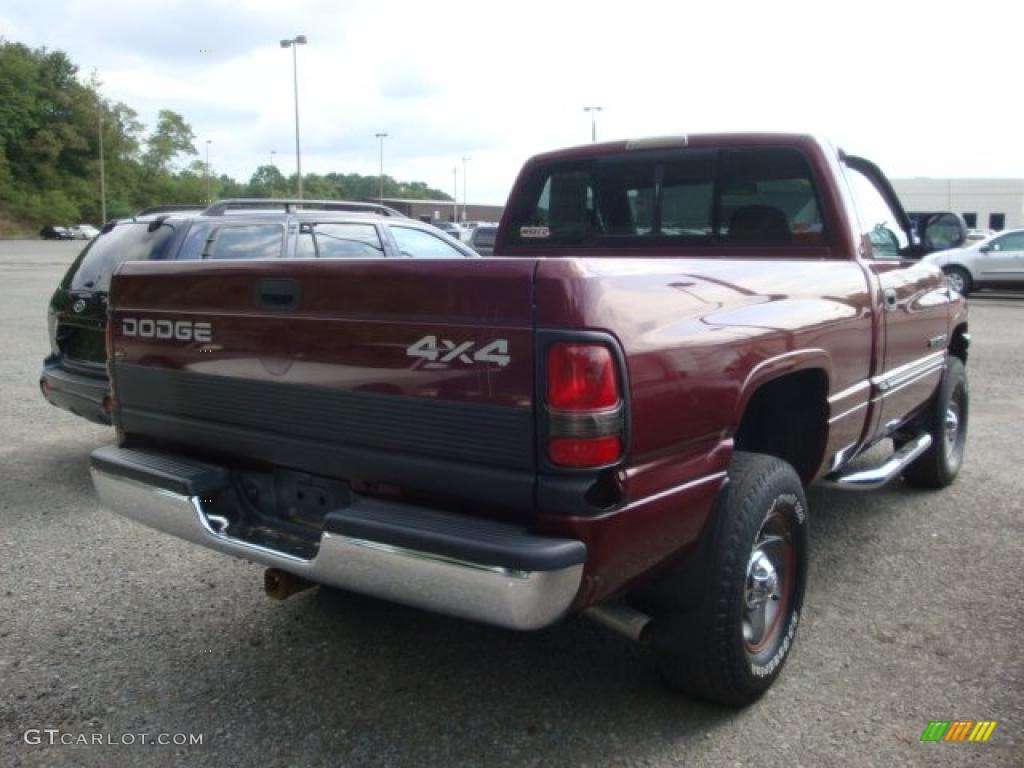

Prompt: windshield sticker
xmin=520 ymin=226 xmax=550 ymax=239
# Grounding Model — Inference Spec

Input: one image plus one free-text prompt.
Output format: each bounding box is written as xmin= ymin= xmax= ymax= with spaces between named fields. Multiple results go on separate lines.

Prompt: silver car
xmin=923 ymin=228 xmax=1024 ymax=295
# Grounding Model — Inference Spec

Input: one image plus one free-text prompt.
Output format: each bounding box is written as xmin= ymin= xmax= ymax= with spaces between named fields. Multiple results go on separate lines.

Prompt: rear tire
xmin=651 ymin=452 xmax=808 ymax=707
xmin=903 ymin=357 xmax=968 ymax=489
xmin=943 ymin=266 xmax=972 ymax=296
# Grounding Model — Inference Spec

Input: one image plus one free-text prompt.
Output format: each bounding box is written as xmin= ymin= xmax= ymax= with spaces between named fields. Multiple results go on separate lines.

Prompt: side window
xmin=844 ymin=168 xmax=909 ymax=260
xmin=390 ymin=226 xmax=467 ymax=258
xmin=205 ymin=224 xmax=285 ymax=260
xmin=310 ymin=223 xmax=383 ymax=258
xmin=295 ymin=230 xmax=316 ymax=258
xmin=177 ymin=222 xmax=214 ymax=260
xmin=989 ymin=232 xmax=1024 ymax=251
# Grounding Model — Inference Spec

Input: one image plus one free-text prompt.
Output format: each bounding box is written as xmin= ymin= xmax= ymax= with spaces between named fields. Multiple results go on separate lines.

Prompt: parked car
xmin=468 ymin=224 xmax=497 ymax=255
xmin=923 ymin=227 xmax=1024 ymax=294
xmin=433 ymin=220 xmax=466 ymax=240
xmin=87 ymin=134 xmax=967 ymax=706
xmin=40 ymin=200 xmax=477 ymax=425
xmin=39 ymin=224 xmax=73 ymax=240
xmin=69 ymin=224 xmax=101 ymax=240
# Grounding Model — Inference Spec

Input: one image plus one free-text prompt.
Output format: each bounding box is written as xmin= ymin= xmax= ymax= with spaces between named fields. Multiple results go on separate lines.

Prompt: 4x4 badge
xmin=72 ymin=299 xmax=86 ymax=313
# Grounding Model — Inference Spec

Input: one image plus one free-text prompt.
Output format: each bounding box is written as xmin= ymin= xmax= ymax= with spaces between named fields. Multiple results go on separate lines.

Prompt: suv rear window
xmin=504 ymin=147 xmax=826 ymax=249
xmin=66 ymin=221 xmax=178 ymax=292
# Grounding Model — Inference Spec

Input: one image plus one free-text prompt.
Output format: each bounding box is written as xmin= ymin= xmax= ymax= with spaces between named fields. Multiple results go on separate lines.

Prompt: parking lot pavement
xmin=1 ymin=241 xmax=1020 ymax=768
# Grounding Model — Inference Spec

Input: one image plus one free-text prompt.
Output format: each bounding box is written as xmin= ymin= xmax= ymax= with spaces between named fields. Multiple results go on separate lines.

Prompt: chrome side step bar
xmin=821 ymin=433 xmax=933 ymax=491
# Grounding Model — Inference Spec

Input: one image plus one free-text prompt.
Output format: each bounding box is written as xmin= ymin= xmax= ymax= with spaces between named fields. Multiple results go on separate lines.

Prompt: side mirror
xmin=922 ymin=212 xmax=967 ymax=253
xmin=979 ymin=244 xmax=992 ymax=253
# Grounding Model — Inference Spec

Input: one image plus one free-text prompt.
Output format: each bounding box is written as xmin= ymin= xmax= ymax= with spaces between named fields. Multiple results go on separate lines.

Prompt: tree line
xmin=0 ymin=40 xmax=452 ymax=234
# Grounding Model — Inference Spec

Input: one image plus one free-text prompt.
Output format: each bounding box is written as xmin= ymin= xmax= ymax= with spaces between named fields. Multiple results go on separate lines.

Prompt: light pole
xmin=280 ymin=34 xmax=308 ymax=199
xmin=270 ymin=149 xmax=276 ymax=168
xmin=205 ymin=140 xmax=212 ymax=203
xmin=97 ymin=109 xmax=106 ymax=224
xmin=375 ymin=132 xmax=388 ymax=203
xmin=583 ymin=105 xmax=603 ymax=142
xmin=461 ymin=155 xmax=470 ymax=222
xmin=452 ymin=166 xmax=458 ymax=223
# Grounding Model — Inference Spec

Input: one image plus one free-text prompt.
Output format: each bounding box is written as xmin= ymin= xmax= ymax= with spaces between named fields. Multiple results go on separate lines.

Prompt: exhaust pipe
xmin=585 ymin=601 xmax=653 ymax=645
xmin=264 ymin=568 xmax=316 ymax=600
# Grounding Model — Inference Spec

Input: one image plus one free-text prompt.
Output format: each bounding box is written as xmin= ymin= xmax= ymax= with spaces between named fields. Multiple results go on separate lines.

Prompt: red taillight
xmin=547 ymin=344 xmax=619 ymax=411
xmin=545 ymin=342 xmax=624 ymax=468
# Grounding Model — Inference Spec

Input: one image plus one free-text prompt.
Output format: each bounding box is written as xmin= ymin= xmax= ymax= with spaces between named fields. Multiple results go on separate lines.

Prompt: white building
xmin=891 ymin=178 xmax=1024 ymax=231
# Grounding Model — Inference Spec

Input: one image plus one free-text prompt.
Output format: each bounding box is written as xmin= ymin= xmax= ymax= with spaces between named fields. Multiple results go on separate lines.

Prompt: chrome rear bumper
xmin=90 ymin=456 xmax=584 ymax=631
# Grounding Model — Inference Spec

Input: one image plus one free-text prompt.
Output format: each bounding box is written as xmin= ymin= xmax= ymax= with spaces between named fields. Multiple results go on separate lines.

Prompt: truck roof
xmin=525 ymin=132 xmax=824 ymax=165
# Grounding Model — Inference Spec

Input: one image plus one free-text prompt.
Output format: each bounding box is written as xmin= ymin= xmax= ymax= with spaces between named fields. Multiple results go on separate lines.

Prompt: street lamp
xmin=461 ymin=155 xmax=470 ymax=223
xmin=375 ymin=132 xmax=388 ymax=204
xmin=270 ymin=149 xmax=276 ymax=168
xmin=97 ymin=109 xmax=106 ymax=224
xmin=280 ymin=34 xmax=308 ymax=199
xmin=452 ymin=166 xmax=458 ymax=224
xmin=205 ymin=139 xmax=213 ymax=203
xmin=583 ymin=105 xmax=603 ymax=142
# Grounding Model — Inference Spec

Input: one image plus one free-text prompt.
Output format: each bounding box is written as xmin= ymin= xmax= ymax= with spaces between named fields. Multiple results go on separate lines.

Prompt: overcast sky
xmin=1 ymin=0 xmax=1020 ymax=204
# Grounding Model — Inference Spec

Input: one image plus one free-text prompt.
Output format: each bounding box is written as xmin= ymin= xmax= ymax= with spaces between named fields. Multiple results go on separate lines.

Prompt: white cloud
xmin=4 ymin=0 xmax=1022 ymax=203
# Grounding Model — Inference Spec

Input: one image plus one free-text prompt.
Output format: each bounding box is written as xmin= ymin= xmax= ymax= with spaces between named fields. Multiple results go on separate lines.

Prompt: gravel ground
xmin=1 ymin=240 xmax=1021 ymax=767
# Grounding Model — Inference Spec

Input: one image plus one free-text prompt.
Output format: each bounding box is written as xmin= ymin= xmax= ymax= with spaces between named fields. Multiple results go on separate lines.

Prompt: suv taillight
xmin=545 ymin=343 xmax=624 ymax=468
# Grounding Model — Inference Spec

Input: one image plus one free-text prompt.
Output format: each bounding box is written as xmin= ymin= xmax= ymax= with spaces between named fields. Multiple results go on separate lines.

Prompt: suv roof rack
xmin=134 ymin=204 xmax=207 ymax=216
xmin=201 ymin=199 xmax=407 ymax=217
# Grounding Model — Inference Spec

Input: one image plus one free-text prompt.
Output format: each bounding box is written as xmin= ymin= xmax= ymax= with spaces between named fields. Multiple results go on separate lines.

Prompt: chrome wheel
xmin=944 ymin=381 xmax=967 ymax=470
xmin=743 ymin=512 xmax=792 ymax=652
xmin=944 ymin=268 xmax=969 ymax=295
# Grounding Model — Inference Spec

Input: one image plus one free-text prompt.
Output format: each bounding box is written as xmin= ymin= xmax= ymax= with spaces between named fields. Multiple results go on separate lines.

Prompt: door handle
xmin=254 ymin=279 xmax=303 ymax=311
xmin=883 ymin=288 xmax=898 ymax=311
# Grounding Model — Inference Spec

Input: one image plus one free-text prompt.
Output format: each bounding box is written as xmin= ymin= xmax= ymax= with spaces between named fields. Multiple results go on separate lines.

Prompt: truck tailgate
xmin=108 ymin=258 xmax=539 ymax=512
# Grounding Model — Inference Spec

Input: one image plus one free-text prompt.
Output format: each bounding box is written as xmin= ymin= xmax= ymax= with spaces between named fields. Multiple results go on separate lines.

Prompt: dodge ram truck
xmin=88 ymin=134 xmax=969 ymax=706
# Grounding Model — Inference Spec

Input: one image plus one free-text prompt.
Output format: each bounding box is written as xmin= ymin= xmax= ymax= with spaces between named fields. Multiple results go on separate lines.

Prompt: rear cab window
xmin=503 ymin=146 xmax=827 ymax=249
xmin=65 ymin=221 xmax=179 ymax=292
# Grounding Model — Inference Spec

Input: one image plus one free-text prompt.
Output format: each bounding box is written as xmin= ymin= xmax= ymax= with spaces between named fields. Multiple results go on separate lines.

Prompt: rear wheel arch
xmin=733 ymin=365 xmax=831 ymax=486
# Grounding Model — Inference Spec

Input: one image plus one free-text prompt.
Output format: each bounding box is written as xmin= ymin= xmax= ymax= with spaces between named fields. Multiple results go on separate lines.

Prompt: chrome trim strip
xmin=622 ymin=471 xmax=728 ymax=512
xmin=820 ymin=433 xmax=933 ymax=491
xmin=828 ymin=380 xmax=870 ymax=406
xmin=878 ymin=365 xmax=944 ymax=398
xmin=829 ymin=400 xmax=868 ymax=425
xmin=871 ymin=352 xmax=945 ymax=393
xmin=91 ymin=467 xmax=583 ymax=631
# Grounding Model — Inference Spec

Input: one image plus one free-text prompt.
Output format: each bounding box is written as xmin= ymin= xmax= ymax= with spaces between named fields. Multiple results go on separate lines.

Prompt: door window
xmin=843 ymin=168 xmax=909 ymax=260
xmin=390 ymin=226 xmax=468 ymax=258
xmin=305 ymin=223 xmax=384 ymax=258
xmin=205 ymin=224 xmax=285 ymax=260
xmin=988 ymin=232 xmax=1024 ymax=251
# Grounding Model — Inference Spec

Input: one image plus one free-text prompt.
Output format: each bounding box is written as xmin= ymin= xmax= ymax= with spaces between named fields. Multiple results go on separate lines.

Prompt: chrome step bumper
xmin=90 ymin=446 xmax=585 ymax=630
xmin=821 ymin=433 xmax=933 ymax=491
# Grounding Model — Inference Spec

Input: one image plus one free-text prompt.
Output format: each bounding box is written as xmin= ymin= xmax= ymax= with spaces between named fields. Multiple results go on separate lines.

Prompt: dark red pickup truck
xmin=89 ymin=134 xmax=968 ymax=705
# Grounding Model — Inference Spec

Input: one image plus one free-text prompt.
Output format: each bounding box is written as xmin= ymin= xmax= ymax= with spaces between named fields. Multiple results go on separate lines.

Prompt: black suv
xmin=40 ymin=199 xmax=478 ymax=425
